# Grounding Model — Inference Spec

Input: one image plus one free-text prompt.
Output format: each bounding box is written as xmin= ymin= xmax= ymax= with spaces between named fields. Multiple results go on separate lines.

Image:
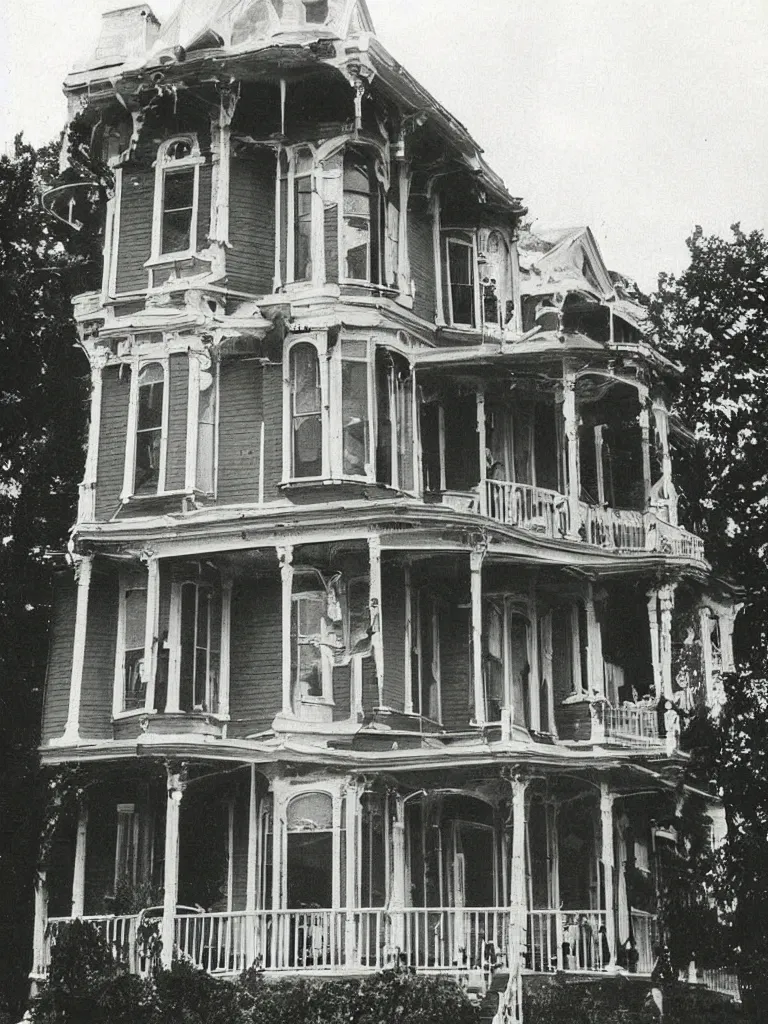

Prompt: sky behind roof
xmin=1 ymin=0 xmax=766 ymax=290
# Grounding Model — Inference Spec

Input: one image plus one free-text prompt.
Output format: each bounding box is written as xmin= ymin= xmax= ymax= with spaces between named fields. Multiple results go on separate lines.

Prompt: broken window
xmin=134 ymin=362 xmax=165 ymax=494
xmin=290 ymin=343 xmax=323 ymax=478
xmin=178 ymin=580 xmax=221 ymax=712
xmin=293 ymin=149 xmax=313 ymax=282
xmin=411 ymin=591 xmax=440 ymax=720
xmin=196 ymin=371 xmax=216 ymax=494
xmin=291 ymin=592 xmax=326 ymax=700
xmin=445 ymin=235 xmax=476 ymax=327
xmin=343 ymin=150 xmax=383 ymax=283
xmin=483 ymin=600 xmax=504 ymax=722
xmin=341 ymin=341 xmax=369 ymax=476
xmin=122 ymin=586 xmax=147 ymax=711
xmin=375 ymin=349 xmax=414 ymax=490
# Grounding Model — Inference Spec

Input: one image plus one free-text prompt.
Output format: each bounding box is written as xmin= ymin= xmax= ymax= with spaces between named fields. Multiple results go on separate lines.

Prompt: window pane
xmin=287 ymin=792 xmax=333 ymax=831
xmin=294 ymin=175 xmax=312 ymax=281
xmin=344 ymin=161 xmax=370 ymax=194
xmin=162 ymin=209 xmax=193 ymax=254
xmin=291 ymin=346 xmax=321 ymax=414
xmin=137 ymin=377 xmax=164 ymax=431
xmin=342 ymin=359 xmax=369 ymax=475
xmin=124 ymin=585 xmax=147 ymax=712
xmin=344 ymin=218 xmax=369 ymax=280
xmin=448 ymin=240 xmax=475 ymax=326
xmin=291 ymin=345 xmax=322 ymax=477
xmin=164 ymin=170 xmax=195 ymax=211
xmin=179 ymin=583 xmax=196 ymax=711
xmin=298 ymin=595 xmax=323 ymax=637
xmin=135 ymin=428 xmax=162 ymax=492
xmin=293 ymin=418 xmax=322 ymax=477
xmin=395 ymin=373 xmax=413 ymax=490
xmin=196 ymin=383 xmax=215 ymax=493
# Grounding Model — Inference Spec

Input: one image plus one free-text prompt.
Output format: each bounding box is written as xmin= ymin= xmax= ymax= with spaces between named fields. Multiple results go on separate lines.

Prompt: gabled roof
xmin=518 ymin=225 xmax=615 ymax=300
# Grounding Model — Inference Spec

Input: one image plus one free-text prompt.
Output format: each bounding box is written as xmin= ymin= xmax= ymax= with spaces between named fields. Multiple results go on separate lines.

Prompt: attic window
xmin=303 ymin=0 xmax=329 ymax=23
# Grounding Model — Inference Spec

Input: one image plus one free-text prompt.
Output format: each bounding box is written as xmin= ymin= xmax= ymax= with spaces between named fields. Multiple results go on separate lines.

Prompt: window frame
xmin=149 ymin=135 xmax=205 ymax=264
xmin=340 ymin=148 xmax=385 ymax=286
xmin=166 ymin=574 xmax=225 ymax=715
xmin=114 ymin=802 xmax=140 ymax=890
xmin=444 ymin=232 xmax=480 ymax=329
xmin=113 ymin=572 xmax=150 ymax=719
xmin=291 ymin=589 xmax=333 ymax=707
xmin=122 ymin=356 xmax=170 ymax=500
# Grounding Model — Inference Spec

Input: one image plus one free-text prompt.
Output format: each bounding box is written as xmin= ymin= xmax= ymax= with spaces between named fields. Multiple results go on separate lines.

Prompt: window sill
xmin=122 ymin=489 xmax=192 ymax=503
xmin=144 ymin=252 xmax=198 ymax=269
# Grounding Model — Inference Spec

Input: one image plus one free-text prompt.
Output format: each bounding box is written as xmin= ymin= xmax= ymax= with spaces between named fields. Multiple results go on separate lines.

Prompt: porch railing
xmin=485 ymin=481 xmax=570 ymax=539
xmin=701 ymin=968 xmax=741 ymax=1002
xmin=44 ymin=915 xmax=139 ymax=974
xmin=527 ymin=910 xmax=607 ymax=973
xmin=579 ymin=503 xmax=646 ymax=551
xmin=601 ymin=705 xmax=661 ymax=746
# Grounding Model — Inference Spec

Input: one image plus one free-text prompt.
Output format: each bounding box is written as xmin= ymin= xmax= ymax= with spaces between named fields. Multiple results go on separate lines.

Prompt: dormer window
xmin=151 ymin=135 xmax=203 ymax=261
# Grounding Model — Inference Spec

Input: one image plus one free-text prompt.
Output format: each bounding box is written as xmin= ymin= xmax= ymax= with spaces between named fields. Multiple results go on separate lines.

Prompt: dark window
xmin=290 ymin=344 xmax=322 ymax=477
xmin=179 ymin=582 xmax=220 ymax=712
xmin=341 ymin=349 xmax=369 ymax=476
xmin=294 ymin=154 xmax=312 ymax=281
xmin=161 ymin=168 xmax=195 ymax=255
xmin=303 ymin=0 xmax=328 ymax=23
xmin=447 ymin=237 xmax=475 ymax=326
xmin=123 ymin=588 xmax=147 ymax=711
xmin=134 ymin=363 xmax=164 ymax=493
xmin=343 ymin=151 xmax=382 ymax=283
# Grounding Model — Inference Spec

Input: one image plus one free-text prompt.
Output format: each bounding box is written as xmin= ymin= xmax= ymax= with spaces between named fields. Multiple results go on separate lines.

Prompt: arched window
xmin=289 ymin=343 xmax=323 ymax=477
xmin=134 ymin=362 xmax=165 ymax=493
xmin=286 ymin=791 xmax=334 ymax=909
xmin=343 ymin=149 xmax=383 ymax=283
xmin=153 ymin=135 xmax=202 ymax=259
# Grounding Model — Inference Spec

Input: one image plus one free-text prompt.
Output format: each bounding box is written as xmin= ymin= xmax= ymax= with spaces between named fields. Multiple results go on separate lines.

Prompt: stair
xmin=477 ymin=971 xmax=509 ymax=1022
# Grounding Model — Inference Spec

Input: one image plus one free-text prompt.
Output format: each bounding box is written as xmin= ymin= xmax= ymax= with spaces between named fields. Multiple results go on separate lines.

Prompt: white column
xmin=470 ymin=548 xmax=486 ymax=727
xmin=504 ymin=775 xmax=528 ymax=1023
xmin=431 ymin=193 xmax=445 ymax=326
xmin=390 ymin=793 xmax=406 ymax=954
xmin=369 ymin=536 xmax=384 ymax=707
xmin=161 ymin=768 xmax=184 ymax=968
xmin=547 ymin=801 xmax=563 ymax=968
xmin=218 ymin=576 xmax=234 ymax=721
xmin=600 ymin=782 xmax=617 ymax=971
xmin=586 ymin=583 xmax=605 ymax=696
xmin=32 ymin=872 xmax=48 ymax=979
xmin=345 ymin=780 xmax=359 ymax=962
xmin=639 ymin=405 xmax=652 ymax=508
xmin=245 ymin=764 xmax=258 ymax=965
xmin=59 ymin=555 xmax=93 ymax=745
xmin=71 ymin=800 xmax=88 ymax=918
xmin=403 ymin=565 xmax=414 ymax=714
xmin=396 ymin=160 xmax=412 ymax=297
xmin=79 ymin=352 xmax=107 ymax=522
xmin=659 ymin=584 xmax=676 ymax=701
xmin=652 ymin=399 xmax=677 ymax=524
xmin=647 ymin=591 xmax=662 ymax=701
xmin=277 ymin=545 xmax=294 ymax=716
xmin=477 ymin=388 xmax=488 ymax=516
xmin=562 ymin=370 xmax=580 ymax=538
xmin=143 ymin=556 xmax=160 ymax=714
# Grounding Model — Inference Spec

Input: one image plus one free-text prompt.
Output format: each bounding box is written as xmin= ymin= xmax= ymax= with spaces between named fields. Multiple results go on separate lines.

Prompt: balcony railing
xmin=527 ymin=910 xmax=607 ymax=973
xmin=601 ymin=705 xmax=661 ymax=746
xmin=478 ymin=480 xmax=705 ymax=562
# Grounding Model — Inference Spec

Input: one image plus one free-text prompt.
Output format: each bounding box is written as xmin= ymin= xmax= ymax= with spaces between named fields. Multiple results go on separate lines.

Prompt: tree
xmin=652 ymin=226 xmax=768 ymax=1017
xmin=0 ymin=134 xmax=96 ymax=1016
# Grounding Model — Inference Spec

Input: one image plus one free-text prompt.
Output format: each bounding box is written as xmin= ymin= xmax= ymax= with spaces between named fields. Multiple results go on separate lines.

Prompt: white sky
xmin=1 ymin=0 xmax=766 ymax=290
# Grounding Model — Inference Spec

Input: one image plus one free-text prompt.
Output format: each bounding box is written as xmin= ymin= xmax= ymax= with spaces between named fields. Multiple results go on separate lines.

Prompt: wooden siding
xmin=381 ymin=564 xmax=405 ymax=711
xmin=80 ymin=570 xmax=119 ymax=741
xmin=115 ymin=168 xmax=153 ymax=293
xmin=95 ymin=365 xmax=131 ymax=520
xmin=440 ymin=602 xmax=472 ymax=731
xmin=216 ymin=359 xmax=263 ymax=505
xmin=228 ymin=578 xmax=282 ymax=737
xmin=228 ymin=152 xmax=276 ymax=295
xmin=324 ymin=203 xmax=339 ymax=283
xmin=84 ymin=791 xmax=117 ymax=914
xmin=41 ymin=575 xmax=77 ymax=745
xmin=197 ymin=163 xmax=212 ymax=250
xmin=361 ymin=654 xmax=378 ymax=712
xmin=332 ymin=662 xmax=351 ymax=721
xmin=261 ymin=364 xmax=283 ymax=500
xmin=164 ymin=353 xmax=189 ymax=492
xmin=408 ymin=209 xmax=436 ymax=324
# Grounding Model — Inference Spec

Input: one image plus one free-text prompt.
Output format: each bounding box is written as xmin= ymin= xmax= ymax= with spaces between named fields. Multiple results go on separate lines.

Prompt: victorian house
xmin=36 ymin=1 xmax=737 ymax=1017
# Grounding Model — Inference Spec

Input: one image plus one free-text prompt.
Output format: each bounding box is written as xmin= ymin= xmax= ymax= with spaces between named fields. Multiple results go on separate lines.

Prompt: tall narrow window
xmin=510 ymin=613 xmax=531 ymax=729
xmin=123 ymin=587 xmax=147 ymax=711
xmin=115 ymin=803 xmax=139 ymax=889
xmin=135 ymin=362 xmax=165 ymax=494
xmin=341 ymin=341 xmax=369 ymax=476
xmin=446 ymin=236 xmax=476 ymax=327
xmin=483 ymin=601 xmax=504 ymax=722
xmin=343 ymin=150 xmax=382 ymax=283
xmin=294 ymin=149 xmax=313 ymax=282
xmin=291 ymin=592 xmax=325 ymax=701
xmin=196 ymin=376 xmax=216 ymax=494
xmin=290 ymin=344 xmax=323 ymax=477
xmin=375 ymin=349 xmax=414 ymax=490
xmin=179 ymin=581 xmax=221 ymax=712
xmin=286 ymin=792 xmax=333 ymax=910
xmin=154 ymin=137 xmax=201 ymax=259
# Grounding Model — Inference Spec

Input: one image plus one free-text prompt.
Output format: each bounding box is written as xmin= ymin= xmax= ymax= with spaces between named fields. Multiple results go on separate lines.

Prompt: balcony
xmin=479 ymin=480 xmax=705 ymax=562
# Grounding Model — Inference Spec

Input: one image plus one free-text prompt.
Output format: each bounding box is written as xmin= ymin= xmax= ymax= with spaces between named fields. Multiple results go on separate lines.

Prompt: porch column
xmin=390 ymin=793 xmax=407 ymax=955
xmin=652 ymin=399 xmax=676 ymax=524
xmin=79 ymin=350 xmax=108 ymax=522
xmin=546 ymin=801 xmax=563 ymax=969
xmin=506 ymin=774 xmax=528 ymax=1022
xmin=245 ymin=764 xmax=259 ymax=964
xmin=32 ymin=871 xmax=48 ymax=979
xmin=600 ymin=782 xmax=617 ymax=971
xmin=57 ymin=555 xmax=93 ymax=745
xmin=142 ymin=555 xmax=160 ymax=714
xmin=639 ymin=403 xmax=652 ymax=508
xmin=562 ymin=369 xmax=580 ymax=539
xmin=345 ymin=779 xmax=360 ymax=963
xmin=431 ymin=193 xmax=445 ymax=326
xmin=477 ymin=388 xmax=488 ymax=516
xmin=585 ymin=584 xmax=605 ymax=696
xmin=218 ymin=575 xmax=234 ymax=722
xmin=403 ymin=565 xmax=414 ymax=714
xmin=368 ymin=536 xmax=384 ymax=707
xmin=71 ymin=799 xmax=88 ymax=918
xmin=647 ymin=591 xmax=662 ymax=701
xmin=470 ymin=547 xmax=486 ymax=727
xmin=277 ymin=545 xmax=294 ymax=716
xmin=659 ymin=584 xmax=678 ymax=753
xmin=161 ymin=767 xmax=185 ymax=968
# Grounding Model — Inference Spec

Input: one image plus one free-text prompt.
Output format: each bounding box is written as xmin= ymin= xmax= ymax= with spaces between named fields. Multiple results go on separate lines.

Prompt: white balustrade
xmin=527 ymin=910 xmax=608 ymax=973
xmin=701 ymin=968 xmax=741 ymax=1001
xmin=485 ymin=481 xmax=570 ymax=539
xmin=43 ymin=915 xmax=139 ymax=974
xmin=601 ymin=706 xmax=661 ymax=746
